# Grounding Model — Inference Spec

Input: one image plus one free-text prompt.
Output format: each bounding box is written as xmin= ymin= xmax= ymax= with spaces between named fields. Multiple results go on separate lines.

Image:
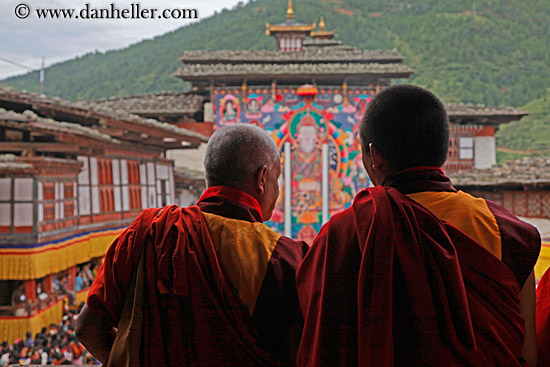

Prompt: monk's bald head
xmin=204 ymin=124 xmax=280 ymax=188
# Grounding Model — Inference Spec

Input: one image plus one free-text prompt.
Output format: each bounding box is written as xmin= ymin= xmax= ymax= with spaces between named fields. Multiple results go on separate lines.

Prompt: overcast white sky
xmin=0 ymin=0 xmax=248 ymax=80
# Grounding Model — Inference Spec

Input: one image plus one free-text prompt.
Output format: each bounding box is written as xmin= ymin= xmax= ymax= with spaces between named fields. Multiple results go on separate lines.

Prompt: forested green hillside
xmin=2 ymin=0 xmax=549 ymax=155
xmin=496 ymin=88 xmax=550 ymax=159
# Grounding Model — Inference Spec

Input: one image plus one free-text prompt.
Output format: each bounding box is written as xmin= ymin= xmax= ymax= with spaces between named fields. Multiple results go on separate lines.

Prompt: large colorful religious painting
xmin=213 ymin=85 xmax=373 ymax=242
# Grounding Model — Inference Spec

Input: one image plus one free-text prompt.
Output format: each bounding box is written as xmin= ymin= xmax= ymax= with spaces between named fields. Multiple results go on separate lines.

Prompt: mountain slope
xmin=496 ymin=88 xmax=550 ymax=160
xmin=2 ymin=0 xmax=549 ymax=108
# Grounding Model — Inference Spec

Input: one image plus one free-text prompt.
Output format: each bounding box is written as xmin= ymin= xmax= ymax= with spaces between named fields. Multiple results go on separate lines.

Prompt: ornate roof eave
xmin=193 ymin=71 xmax=411 ymax=79
xmin=91 ymin=92 xmax=206 ymax=116
xmin=0 ymin=108 xmax=118 ymax=145
xmin=174 ymin=63 xmax=415 ymax=80
xmin=449 ymin=156 xmax=550 ymax=188
xmin=445 ymin=102 xmax=528 ymax=125
xmin=178 ymin=49 xmax=405 ymax=64
xmin=310 ymin=30 xmax=336 ymax=38
xmin=121 ymin=110 xmax=197 ymax=116
xmin=0 ymin=155 xmax=36 ymax=175
xmin=451 ymin=179 xmax=550 ymax=188
xmin=0 ymin=87 xmax=208 ymax=147
xmin=266 ymin=23 xmax=316 ymax=34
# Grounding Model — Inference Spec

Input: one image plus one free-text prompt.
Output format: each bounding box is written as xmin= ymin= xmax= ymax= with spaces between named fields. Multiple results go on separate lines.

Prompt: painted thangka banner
xmin=213 ymin=86 xmax=373 ymax=243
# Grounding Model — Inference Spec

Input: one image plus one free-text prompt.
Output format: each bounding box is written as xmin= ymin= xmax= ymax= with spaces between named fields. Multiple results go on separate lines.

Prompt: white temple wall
xmin=474 ymin=136 xmax=496 ymax=169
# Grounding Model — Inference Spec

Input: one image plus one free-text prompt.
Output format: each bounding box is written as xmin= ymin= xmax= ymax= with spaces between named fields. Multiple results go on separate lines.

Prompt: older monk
xmin=76 ymin=124 xmax=308 ymax=367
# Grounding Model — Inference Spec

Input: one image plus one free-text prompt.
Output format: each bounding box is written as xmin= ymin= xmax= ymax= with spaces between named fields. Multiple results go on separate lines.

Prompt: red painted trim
xmin=475 ymin=126 xmax=495 ymax=137
xmin=0 ymin=296 xmax=68 ymax=320
xmin=198 ymin=186 xmax=263 ymax=221
xmin=14 ymin=226 xmax=33 ymax=233
xmin=176 ymin=122 xmax=214 ymax=136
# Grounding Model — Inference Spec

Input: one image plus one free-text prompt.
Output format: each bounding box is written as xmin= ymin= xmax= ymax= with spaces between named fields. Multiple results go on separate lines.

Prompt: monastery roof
xmin=267 ymin=19 xmax=315 ymax=32
xmin=178 ymin=48 xmax=404 ymax=64
xmin=174 ymin=166 xmax=205 ymax=182
xmin=85 ymin=91 xmax=527 ymax=123
xmin=92 ymin=92 xmax=206 ymax=116
xmin=449 ymin=155 xmax=550 ymax=187
xmin=0 ymin=87 xmax=208 ymax=149
xmin=303 ymin=39 xmax=344 ymax=48
xmin=445 ymin=102 xmax=528 ymax=124
xmin=174 ymin=62 xmax=415 ymax=81
xmin=0 ymin=154 xmax=34 ymax=173
xmin=0 ymin=108 xmax=118 ymax=144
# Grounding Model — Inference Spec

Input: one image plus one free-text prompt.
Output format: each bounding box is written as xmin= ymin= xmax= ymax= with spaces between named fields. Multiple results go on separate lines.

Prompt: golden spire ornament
xmin=286 ymin=0 xmax=294 ymax=19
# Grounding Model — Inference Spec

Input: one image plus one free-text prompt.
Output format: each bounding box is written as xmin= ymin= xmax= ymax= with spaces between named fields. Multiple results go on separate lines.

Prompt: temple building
xmin=0 ymin=87 xmax=207 ymax=343
xmin=167 ymin=0 xmax=527 ymax=242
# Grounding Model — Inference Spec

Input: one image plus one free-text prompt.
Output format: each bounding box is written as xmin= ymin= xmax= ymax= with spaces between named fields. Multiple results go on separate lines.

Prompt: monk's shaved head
xmin=204 ymin=124 xmax=280 ymax=188
xmin=360 ymin=85 xmax=449 ymax=171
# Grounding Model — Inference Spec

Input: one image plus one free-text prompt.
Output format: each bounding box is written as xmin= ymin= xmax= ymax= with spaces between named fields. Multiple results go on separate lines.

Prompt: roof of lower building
xmin=92 ymin=92 xmax=206 ymax=116
xmin=0 ymin=87 xmax=208 ymax=149
xmin=445 ymin=102 xmax=528 ymax=124
xmin=449 ymin=156 xmax=550 ymax=187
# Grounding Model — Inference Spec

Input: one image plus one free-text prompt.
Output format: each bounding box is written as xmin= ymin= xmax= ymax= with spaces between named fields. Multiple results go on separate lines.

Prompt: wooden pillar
xmin=241 ymin=80 xmax=247 ymax=103
xmin=24 ymin=279 xmax=36 ymax=304
xmin=284 ymin=142 xmax=292 ymax=238
xmin=322 ymin=143 xmax=329 ymax=224
xmin=43 ymin=274 xmax=53 ymax=294
xmin=342 ymin=80 xmax=348 ymax=104
xmin=271 ymin=80 xmax=277 ymax=100
xmin=68 ymin=266 xmax=76 ymax=291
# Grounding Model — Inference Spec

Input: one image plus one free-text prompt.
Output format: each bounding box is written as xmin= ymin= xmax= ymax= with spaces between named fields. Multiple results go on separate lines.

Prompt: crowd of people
xmin=1 ymin=261 xmax=100 ymax=365
xmin=10 ymin=262 xmax=98 ymax=317
xmin=0 ymin=304 xmax=100 ymax=365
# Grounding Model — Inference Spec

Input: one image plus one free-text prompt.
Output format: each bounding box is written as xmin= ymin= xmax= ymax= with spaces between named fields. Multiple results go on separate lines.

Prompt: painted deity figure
xmin=245 ymin=95 xmax=263 ymax=119
xmin=291 ymin=116 xmax=323 ymax=224
xmin=219 ymin=94 xmax=241 ymax=125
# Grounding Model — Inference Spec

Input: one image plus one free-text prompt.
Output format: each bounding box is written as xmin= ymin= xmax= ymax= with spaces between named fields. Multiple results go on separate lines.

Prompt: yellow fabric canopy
xmin=0 ymin=228 xmax=124 ymax=280
xmin=0 ymin=297 xmax=66 ymax=344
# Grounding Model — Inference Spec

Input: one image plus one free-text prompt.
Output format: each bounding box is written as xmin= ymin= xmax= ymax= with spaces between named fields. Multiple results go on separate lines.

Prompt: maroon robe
xmin=296 ymin=185 xmax=526 ymax=366
xmin=88 ymin=187 xmax=308 ymax=366
xmin=536 ymin=269 xmax=550 ymax=367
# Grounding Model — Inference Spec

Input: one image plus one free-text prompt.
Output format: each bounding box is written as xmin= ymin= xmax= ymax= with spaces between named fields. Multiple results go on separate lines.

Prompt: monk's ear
xmin=368 ymin=143 xmax=386 ymax=170
xmin=255 ymin=164 xmax=268 ymax=195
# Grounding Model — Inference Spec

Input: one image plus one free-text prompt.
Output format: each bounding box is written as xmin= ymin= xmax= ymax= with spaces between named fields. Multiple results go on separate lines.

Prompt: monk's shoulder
xmin=484 ymin=199 xmax=540 ymax=244
xmin=483 ymin=198 xmax=541 ymax=262
xmin=484 ymin=198 xmax=541 ymax=286
xmin=276 ymin=235 xmax=309 ymax=262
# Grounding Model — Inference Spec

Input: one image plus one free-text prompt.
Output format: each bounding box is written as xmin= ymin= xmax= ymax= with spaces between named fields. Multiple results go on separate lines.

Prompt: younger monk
xmin=296 ymin=85 xmax=540 ymax=366
xmin=76 ymin=124 xmax=309 ymax=366
xmin=536 ymin=268 xmax=550 ymax=366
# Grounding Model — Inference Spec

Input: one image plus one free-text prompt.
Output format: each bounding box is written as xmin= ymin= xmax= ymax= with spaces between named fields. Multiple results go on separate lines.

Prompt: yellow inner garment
xmin=203 ymin=212 xmax=280 ymax=315
xmin=407 ymin=190 xmax=502 ymax=260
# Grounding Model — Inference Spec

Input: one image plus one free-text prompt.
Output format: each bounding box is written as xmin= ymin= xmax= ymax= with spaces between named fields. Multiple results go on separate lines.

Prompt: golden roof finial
xmin=286 ymin=0 xmax=294 ymax=19
xmin=319 ymin=16 xmax=326 ymax=31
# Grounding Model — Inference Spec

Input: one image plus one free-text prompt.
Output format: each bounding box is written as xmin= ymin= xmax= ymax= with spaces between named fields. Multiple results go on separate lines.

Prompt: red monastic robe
xmin=88 ymin=187 xmax=308 ymax=366
xmin=537 ymin=269 xmax=550 ymax=367
xmin=296 ymin=185 xmax=528 ymax=367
